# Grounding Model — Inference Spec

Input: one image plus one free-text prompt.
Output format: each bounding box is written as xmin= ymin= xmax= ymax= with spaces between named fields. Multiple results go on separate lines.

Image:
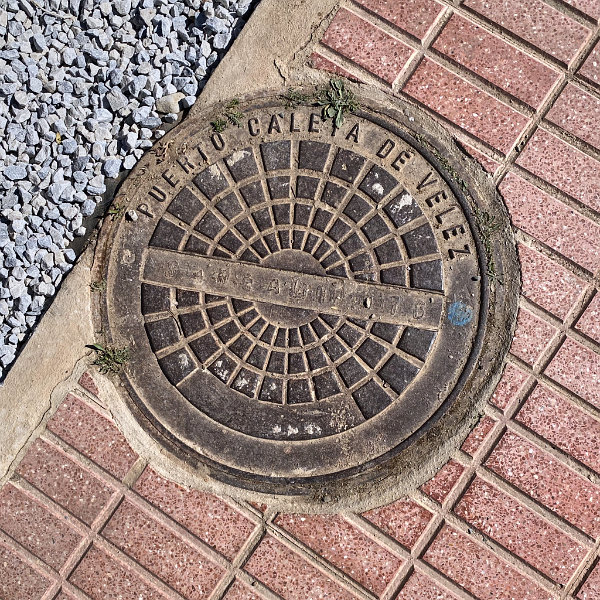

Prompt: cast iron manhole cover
xmin=101 ymin=91 xmax=516 ymax=499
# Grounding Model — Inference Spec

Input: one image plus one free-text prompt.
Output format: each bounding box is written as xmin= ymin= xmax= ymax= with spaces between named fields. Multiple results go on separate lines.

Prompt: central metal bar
xmin=143 ymin=247 xmax=443 ymax=327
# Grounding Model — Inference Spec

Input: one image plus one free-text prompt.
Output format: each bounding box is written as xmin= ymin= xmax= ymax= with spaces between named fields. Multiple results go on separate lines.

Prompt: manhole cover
xmin=101 ymin=91 xmax=517 ymax=499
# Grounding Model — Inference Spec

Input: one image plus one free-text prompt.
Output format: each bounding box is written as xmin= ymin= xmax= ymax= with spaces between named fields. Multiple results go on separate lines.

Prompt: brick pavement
xmin=2 ymin=0 xmax=600 ymax=598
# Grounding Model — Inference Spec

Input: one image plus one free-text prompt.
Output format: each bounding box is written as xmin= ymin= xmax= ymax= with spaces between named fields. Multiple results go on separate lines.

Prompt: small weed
xmin=90 ymin=279 xmax=107 ymax=292
xmin=108 ymin=202 xmax=126 ymax=220
xmin=211 ymin=99 xmax=244 ymax=133
xmin=314 ymin=78 xmax=360 ymax=129
xmin=90 ymin=343 xmax=130 ymax=374
xmin=475 ymin=208 xmax=503 ymax=283
xmin=281 ymin=88 xmax=312 ymax=109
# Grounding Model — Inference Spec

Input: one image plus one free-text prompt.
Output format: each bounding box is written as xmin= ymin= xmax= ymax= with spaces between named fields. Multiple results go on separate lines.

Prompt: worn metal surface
xmin=101 ymin=91 xmax=513 ymax=497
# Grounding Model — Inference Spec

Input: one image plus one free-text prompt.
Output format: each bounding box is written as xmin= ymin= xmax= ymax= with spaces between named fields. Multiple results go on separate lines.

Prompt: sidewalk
xmin=1 ymin=0 xmax=600 ymax=598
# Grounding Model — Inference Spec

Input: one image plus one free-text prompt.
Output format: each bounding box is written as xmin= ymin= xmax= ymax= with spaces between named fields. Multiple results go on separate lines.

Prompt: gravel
xmin=0 ymin=0 xmax=256 ymax=380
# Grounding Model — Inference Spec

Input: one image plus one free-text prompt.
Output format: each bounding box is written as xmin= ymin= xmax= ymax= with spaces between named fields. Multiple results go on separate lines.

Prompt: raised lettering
xmin=345 ymin=123 xmax=360 ymax=142
xmin=391 ymin=150 xmax=413 ymax=169
xmin=176 ymin=155 xmax=196 ymax=174
xmin=309 ymin=112 xmax=321 ymax=133
xmin=136 ymin=203 xmax=154 ymax=218
xmin=211 ymin=132 xmax=225 ymax=151
xmin=417 ymin=171 xmax=437 ymax=191
xmin=195 ymin=144 xmax=208 ymax=161
xmin=290 ymin=112 xmax=300 ymax=132
xmin=442 ymin=225 xmax=466 ymax=240
xmin=161 ymin=169 xmax=179 ymax=188
xmin=149 ymin=186 xmax=167 ymax=202
xmin=425 ymin=190 xmax=447 ymax=208
xmin=434 ymin=207 xmax=456 ymax=224
xmin=377 ymin=139 xmax=395 ymax=158
xmin=448 ymin=245 xmax=472 ymax=259
xmin=268 ymin=113 xmax=282 ymax=134
xmin=248 ymin=117 xmax=260 ymax=136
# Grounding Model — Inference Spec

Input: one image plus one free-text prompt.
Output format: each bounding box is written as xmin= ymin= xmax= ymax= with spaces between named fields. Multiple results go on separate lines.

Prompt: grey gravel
xmin=0 ymin=0 xmax=256 ymax=380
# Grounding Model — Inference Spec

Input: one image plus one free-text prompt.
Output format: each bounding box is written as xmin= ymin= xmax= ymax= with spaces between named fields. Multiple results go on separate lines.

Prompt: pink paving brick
xmin=69 ymin=544 xmax=170 ymax=600
xmin=47 ymin=394 xmax=138 ymax=480
xmin=0 ymin=483 xmax=82 ymax=570
xmin=134 ymin=467 xmax=256 ymax=561
xmin=363 ymin=497 xmax=432 ymax=549
xmin=578 ymin=561 xmax=600 ymax=599
xmin=454 ymin=477 xmax=587 ymax=583
xmin=396 ymin=570 xmax=458 ymax=599
xmin=353 ymin=0 xmax=444 ymax=40
xmin=433 ymin=14 xmax=559 ymax=108
xmin=510 ymin=308 xmax=557 ymax=365
xmin=500 ymin=172 xmax=600 ymax=272
xmin=78 ymin=371 xmax=99 ymax=396
xmin=0 ymin=540 xmax=51 ymax=599
xmin=517 ymin=243 xmax=586 ymax=320
xmin=459 ymin=142 xmax=499 ymax=173
xmin=486 ymin=431 xmax=600 ymax=536
xmin=460 ymin=416 xmax=496 ymax=455
xmin=490 ymin=362 xmax=530 ymax=410
xmin=223 ymin=579 xmax=265 ymax=600
xmin=517 ymin=383 xmax=600 ymax=474
xmin=424 ymin=526 xmax=551 ymax=600
xmin=545 ymin=337 xmax=600 ymax=408
xmin=275 ymin=514 xmax=402 ymax=595
xmin=420 ymin=459 xmax=464 ymax=503
xmin=310 ymin=53 xmax=361 ymax=82
xmin=516 ymin=129 xmax=600 ymax=213
xmin=463 ymin=0 xmax=591 ymax=64
xmin=16 ymin=438 xmax=115 ymax=526
xmin=321 ymin=8 xmax=414 ymax=84
xmin=403 ymin=58 xmax=529 ymax=153
xmin=579 ymin=41 xmax=600 ymax=87
xmin=245 ymin=536 xmax=358 ymax=600
xmin=576 ymin=294 xmax=600 ymax=344
xmin=547 ymin=84 xmax=600 ymax=151
xmin=563 ymin=0 xmax=600 ymax=19
xmin=102 ymin=500 xmax=225 ymax=600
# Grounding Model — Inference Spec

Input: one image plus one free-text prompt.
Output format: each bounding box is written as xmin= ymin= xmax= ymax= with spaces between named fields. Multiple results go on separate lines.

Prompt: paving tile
xmin=134 ymin=467 xmax=256 ymax=561
xmin=547 ymin=84 xmax=600 ymax=151
xmin=423 ymin=525 xmax=551 ymax=600
xmin=517 ymin=243 xmax=587 ymax=320
xmin=403 ymin=58 xmax=529 ymax=153
xmin=516 ymin=129 xmax=600 ymax=213
xmin=47 ymin=394 xmax=138 ymax=480
xmin=454 ymin=477 xmax=587 ymax=583
xmin=275 ymin=513 xmax=402 ymax=595
xmin=0 ymin=540 xmax=51 ymax=599
xmin=396 ymin=570 xmax=458 ymax=599
xmin=463 ymin=0 xmax=591 ymax=64
xmin=545 ymin=338 xmax=600 ymax=408
xmin=17 ymin=438 xmax=115 ymax=526
xmin=433 ymin=14 xmax=559 ymax=108
xmin=579 ymin=41 xmax=600 ymax=87
xmin=78 ymin=371 xmax=99 ymax=396
xmin=69 ymin=544 xmax=170 ymax=600
xmin=510 ymin=308 xmax=557 ymax=365
xmin=420 ymin=459 xmax=464 ymax=503
xmin=321 ymin=8 xmax=414 ymax=84
xmin=0 ymin=483 xmax=82 ymax=570
xmin=486 ymin=431 xmax=600 ymax=536
xmin=460 ymin=142 xmax=499 ymax=173
xmin=563 ymin=0 xmax=600 ymax=19
xmin=310 ymin=53 xmax=361 ymax=81
xmin=460 ymin=416 xmax=496 ymax=455
xmin=55 ymin=593 xmax=78 ymax=600
xmin=490 ymin=362 xmax=530 ymax=410
xmin=500 ymin=172 xmax=600 ymax=272
xmin=244 ymin=536 xmax=359 ymax=600
xmin=223 ymin=579 xmax=265 ymax=600
xmin=576 ymin=294 xmax=600 ymax=344
xmin=517 ymin=383 xmax=600 ymax=474
xmin=578 ymin=561 xmax=600 ymax=599
xmin=102 ymin=500 xmax=225 ymax=600
xmin=354 ymin=0 xmax=444 ymax=40
xmin=363 ymin=497 xmax=432 ymax=549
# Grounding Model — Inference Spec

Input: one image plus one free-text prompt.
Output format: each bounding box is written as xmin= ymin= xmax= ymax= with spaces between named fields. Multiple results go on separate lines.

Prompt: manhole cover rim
xmin=97 ymin=88 xmax=517 ymax=498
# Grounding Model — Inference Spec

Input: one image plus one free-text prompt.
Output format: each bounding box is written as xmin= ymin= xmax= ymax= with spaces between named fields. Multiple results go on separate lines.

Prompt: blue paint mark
xmin=448 ymin=301 xmax=474 ymax=326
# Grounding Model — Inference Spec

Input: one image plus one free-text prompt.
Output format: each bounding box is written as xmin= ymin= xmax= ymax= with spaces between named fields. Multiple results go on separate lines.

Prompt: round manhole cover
xmin=101 ymin=90 xmax=517 ymax=500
